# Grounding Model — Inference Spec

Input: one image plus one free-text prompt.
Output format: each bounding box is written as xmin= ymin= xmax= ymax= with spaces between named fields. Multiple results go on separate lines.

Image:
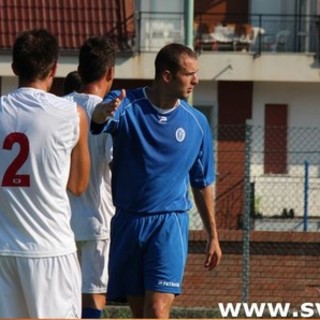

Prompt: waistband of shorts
xmin=115 ymin=208 xmax=187 ymax=217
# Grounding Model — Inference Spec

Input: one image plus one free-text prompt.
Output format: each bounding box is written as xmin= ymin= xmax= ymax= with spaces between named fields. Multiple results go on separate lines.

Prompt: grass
xmin=103 ymin=305 xmax=221 ymax=318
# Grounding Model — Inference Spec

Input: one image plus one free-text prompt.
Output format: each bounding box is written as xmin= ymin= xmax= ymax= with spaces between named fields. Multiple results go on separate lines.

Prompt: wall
xmin=197 ymin=54 xmax=320 ymax=82
xmin=1 ymin=51 xmax=319 ymax=81
xmin=252 ymin=82 xmax=320 ymax=128
xmin=250 ymin=0 xmax=317 ymax=15
xmin=139 ymin=0 xmax=183 ymax=11
xmin=252 ymin=82 xmax=320 ymax=218
xmin=175 ymin=230 xmax=320 ymax=311
xmin=250 ymin=0 xmax=288 ymax=15
xmin=1 ymin=77 xmax=18 ymax=95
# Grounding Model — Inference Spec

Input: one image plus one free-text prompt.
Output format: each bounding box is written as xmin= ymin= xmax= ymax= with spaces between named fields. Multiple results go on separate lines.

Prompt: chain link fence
xmin=188 ymin=123 xmax=320 ymax=232
xmin=247 ymin=123 xmax=320 ymax=232
xmin=185 ymin=123 xmax=320 ymax=316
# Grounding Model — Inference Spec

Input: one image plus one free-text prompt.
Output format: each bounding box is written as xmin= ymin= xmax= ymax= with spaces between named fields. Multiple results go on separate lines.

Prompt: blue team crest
xmin=175 ymin=128 xmax=186 ymax=142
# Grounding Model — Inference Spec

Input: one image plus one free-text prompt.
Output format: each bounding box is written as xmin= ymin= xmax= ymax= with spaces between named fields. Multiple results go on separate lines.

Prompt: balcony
xmin=138 ymin=12 xmax=184 ymax=52
xmin=137 ymin=12 xmax=320 ymax=56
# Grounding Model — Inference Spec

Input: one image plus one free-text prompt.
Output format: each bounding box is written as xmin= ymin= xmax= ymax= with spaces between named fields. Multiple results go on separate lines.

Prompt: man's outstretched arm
xmin=90 ymin=89 xmax=126 ymax=134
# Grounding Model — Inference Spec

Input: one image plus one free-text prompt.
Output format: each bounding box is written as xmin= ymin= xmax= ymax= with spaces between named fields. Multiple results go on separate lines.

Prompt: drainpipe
xmin=184 ymin=0 xmax=194 ymax=49
xmin=134 ymin=0 xmax=141 ymax=52
xmin=184 ymin=0 xmax=194 ymax=105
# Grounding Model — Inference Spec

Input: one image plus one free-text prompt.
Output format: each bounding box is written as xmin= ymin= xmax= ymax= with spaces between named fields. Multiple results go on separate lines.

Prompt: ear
xmin=49 ymin=62 xmax=57 ymax=78
xmin=162 ymin=70 xmax=172 ymax=83
xmin=77 ymin=66 xmax=82 ymax=78
xmin=11 ymin=62 xmax=18 ymax=76
xmin=106 ymin=66 xmax=114 ymax=81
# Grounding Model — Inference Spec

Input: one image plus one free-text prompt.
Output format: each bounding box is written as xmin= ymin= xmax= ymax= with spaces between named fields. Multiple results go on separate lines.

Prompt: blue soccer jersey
xmin=100 ymin=87 xmax=215 ymax=213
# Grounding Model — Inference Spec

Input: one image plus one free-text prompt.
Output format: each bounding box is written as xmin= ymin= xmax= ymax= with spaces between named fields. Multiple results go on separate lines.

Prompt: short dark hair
xmin=12 ymin=28 xmax=59 ymax=82
xmin=154 ymin=43 xmax=198 ymax=80
xmin=78 ymin=36 xmax=116 ymax=84
xmin=63 ymin=71 xmax=82 ymax=95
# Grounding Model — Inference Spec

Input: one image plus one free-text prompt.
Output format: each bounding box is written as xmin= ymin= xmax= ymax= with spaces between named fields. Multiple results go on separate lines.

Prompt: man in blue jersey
xmin=90 ymin=43 xmax=222 ymax=319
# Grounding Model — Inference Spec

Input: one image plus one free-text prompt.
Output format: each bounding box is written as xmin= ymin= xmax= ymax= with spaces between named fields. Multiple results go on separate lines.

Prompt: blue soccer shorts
xmin=107 ymin=210 xmax=189 ymax=302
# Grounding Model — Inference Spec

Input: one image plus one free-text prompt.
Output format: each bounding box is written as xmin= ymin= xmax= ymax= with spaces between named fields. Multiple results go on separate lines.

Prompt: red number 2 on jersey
xmin=1 ymin=132 xmax=30 ymax=187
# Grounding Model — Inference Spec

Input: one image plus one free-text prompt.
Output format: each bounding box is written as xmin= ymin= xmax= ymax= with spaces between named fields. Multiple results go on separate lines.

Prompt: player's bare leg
xmin=127 ymin=296 xmax=144 ymax=318
xmin=127 ymin=297 xmax=144 ymax=319
xmin=82 ymin=293 xmax=106 ymax=318
xmin=144 ymin=291 xmax=175 ymax=319
xmin=128 ymin=292 xmax=174 ymax=319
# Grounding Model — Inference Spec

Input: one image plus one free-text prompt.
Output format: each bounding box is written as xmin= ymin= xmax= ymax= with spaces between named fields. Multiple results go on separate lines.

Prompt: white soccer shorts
xmin=0 ymin=253 xmax=81 ymax=318
xmin=77 ymin=239 xmax=111 ymax=294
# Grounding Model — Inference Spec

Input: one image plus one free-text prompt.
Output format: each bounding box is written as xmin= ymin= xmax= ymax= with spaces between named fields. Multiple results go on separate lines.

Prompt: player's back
xmin=0 ymin=87 xmax=79 ymax=257
xmin=64 ymin=92 xmax=114 ymax=241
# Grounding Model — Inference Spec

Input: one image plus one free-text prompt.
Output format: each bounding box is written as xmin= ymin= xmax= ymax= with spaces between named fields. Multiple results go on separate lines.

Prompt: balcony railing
xmin=137 ymin=12 xmax=320 ymax=55
xmin=138 ymin=12 xmax=185 ymax=52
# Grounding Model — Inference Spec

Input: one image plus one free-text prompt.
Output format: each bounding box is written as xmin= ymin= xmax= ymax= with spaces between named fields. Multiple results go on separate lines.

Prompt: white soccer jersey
xmin=0 ymin=87 xmax=79 ymax=257
xmin=65 ymin=92 xmax=114 ymax=240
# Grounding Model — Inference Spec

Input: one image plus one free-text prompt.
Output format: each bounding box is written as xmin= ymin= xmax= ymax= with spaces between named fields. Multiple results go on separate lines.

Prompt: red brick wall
xmin=175 ymin=230 xmax=320 ymax=309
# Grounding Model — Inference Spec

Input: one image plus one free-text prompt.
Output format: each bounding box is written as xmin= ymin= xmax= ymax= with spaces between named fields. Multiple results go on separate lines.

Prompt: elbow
xmin=67 ymin=181 xmax=88 ymax=197
xmin=68 ymin=188 xmax=84 ymax=197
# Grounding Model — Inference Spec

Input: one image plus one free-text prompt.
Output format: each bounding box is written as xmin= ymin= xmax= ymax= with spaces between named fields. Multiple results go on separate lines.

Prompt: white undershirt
xmin=150 ymin=100 xmax=180 ymax=114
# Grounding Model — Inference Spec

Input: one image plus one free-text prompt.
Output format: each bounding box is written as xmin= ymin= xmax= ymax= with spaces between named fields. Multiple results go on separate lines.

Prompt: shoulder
xmin=64 ymin=92 xmax=102 ymax=117
xmin=46 ymin=91 xmax=75 ymax=105
xmin=104 ymin=87 xmax=147 ymax=116
xmin=104 ymin=87 xmax=145 ymax=103
xmin=43 ymin=92 xmax=79 ymax=120
xmin=178 ymin=100 xmax=212 ymax=138
xmin=179 ymin=100 xmax=208 ymax=123
xmin=64 ymin=92 xmax=101 ymax=104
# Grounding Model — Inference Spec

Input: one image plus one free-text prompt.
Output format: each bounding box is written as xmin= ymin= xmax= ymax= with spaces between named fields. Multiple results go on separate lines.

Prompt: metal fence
xmin=194 ymin=13 xmax=320 ymax=54
xmin=189 ymin=123 xmax=320 ymax=231
xmin=137 ymin=11 xmax=320 ymax=55
xmin=251 ymin=125 xmax=320 ymax=229
xmin=186 ymin=123 xmax=320 ymax=316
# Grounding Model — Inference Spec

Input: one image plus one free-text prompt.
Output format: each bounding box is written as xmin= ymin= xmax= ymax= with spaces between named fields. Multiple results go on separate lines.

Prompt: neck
xmin=146 ymin=86 xmax=178 ymax=110
xmin=18 ymin=79 xmax=51 ymax=92
xmin=80 ymin=81 xmax=108 ymax=99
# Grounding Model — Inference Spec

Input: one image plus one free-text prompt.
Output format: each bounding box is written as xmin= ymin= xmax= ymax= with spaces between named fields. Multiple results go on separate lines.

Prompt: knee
xmin=144 ymin=292 xmax=174 ymax=319
xmin=148 ymin=300 xmax=170 ymax=318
